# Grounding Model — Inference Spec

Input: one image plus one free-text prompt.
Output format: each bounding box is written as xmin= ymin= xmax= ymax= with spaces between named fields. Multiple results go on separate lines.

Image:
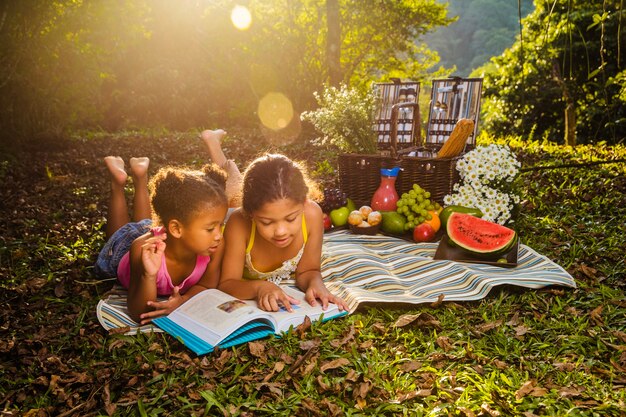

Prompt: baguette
xmin=437 ymin=118 xmax=474 ymax=158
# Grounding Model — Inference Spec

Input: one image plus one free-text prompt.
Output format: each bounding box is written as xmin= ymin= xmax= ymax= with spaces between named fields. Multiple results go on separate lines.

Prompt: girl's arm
xmin=295 ymin=201 xmax=348 ymax=311
xmin=217 ymin=210 xmax=298 ymax=312
xmin=139 ymin=238 xmax=226 ymax=323
xmin=127 ymin=232 xmax=165 ymax=321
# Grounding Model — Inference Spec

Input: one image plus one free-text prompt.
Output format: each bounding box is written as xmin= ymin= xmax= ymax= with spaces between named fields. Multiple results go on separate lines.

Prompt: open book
xmin=152 ymin=286 xmax=347 ymax=355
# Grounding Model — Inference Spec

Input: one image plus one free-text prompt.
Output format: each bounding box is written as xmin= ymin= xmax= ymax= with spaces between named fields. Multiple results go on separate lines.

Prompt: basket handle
xmin=389 ymin=102 xmax=421 ymax=158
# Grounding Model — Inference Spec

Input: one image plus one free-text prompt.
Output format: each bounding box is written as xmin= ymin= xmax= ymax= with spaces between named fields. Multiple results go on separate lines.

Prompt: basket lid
xmin=381 ymin=167 xmax=401 ymax=177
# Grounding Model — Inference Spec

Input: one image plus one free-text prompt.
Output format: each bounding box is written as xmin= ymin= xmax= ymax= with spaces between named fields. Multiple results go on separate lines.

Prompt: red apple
xmin=323 ymin=213 xmax=332 ymax=231
xmin=413 ymin=222 xmax=436 ymax=242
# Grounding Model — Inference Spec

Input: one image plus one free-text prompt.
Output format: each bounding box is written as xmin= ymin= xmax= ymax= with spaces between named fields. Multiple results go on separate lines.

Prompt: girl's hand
xmin=139 ymin=286 xmax=184 ymax=324
xmin=257 ymin=281 xmax=300 ymax=312
xmin=304 ymin=280 xmax=349 ymax=312
xmin=141 ymin=233 xmax=167 ymax=277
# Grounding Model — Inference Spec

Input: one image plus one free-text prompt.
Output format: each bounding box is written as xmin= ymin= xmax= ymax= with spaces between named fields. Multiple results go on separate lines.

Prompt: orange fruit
xmin=423 ymin=210 xmax=441 ymax=233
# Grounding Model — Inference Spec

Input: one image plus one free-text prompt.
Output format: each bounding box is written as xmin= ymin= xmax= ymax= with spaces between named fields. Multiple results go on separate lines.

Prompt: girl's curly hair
xmin=149 ymin=163 xmax=227 ymax=226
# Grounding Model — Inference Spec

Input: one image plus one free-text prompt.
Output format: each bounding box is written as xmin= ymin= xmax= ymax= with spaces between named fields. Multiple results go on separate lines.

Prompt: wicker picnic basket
xmin=338 ymin=76 xmax=483 ymax=208
xmin=338 ymin=142 xmax=464 ymax=208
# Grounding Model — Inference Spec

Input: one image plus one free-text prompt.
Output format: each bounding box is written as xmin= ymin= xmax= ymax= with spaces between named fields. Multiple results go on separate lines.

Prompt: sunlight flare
xmin=230 ymin=5 xmax=252 ymax=30
xmin=257 ymin=92 xmax=293 ymax=131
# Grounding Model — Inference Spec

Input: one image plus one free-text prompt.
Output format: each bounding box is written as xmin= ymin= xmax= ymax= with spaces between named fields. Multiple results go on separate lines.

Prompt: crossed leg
xmin=103 ymin=156 xmax=151 ymax=238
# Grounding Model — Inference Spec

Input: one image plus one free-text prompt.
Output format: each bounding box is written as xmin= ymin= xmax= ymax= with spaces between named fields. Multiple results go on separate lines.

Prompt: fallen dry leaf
xmin=515 ymin=380 xmax=548 ymax=400
xmin=320 ymin=358 xmax=350 ymax=373
xmin=611 ymin=330 xmax=626 ymax=343
xmin=255 ymin=382 xmax=284 ymax=397
xmin=515 ymin=324 xmax=530 ymax=336
xmin=492 ymin=359 xmax=508 ymax=370
xmin=302 ymin=356 xmax=319 ymax=375
xmin=295 ymin=315 xmax=312 ymax=338
xmin=553 ymin=361 xmax=576 ymax=372
xmin=316 ymin=375 xmax=330 ymax=391
xmin=480 ymin=402 xmax=500 ymax=416
xmin=589 ymin=305 xmax=604 ymax=326
xmin=393 ymin=312 xmax=441 ymax=330
xmin=475 ymin=319 xmax=503 ymax=333
xmin=301 ymin=397 xmax=321 ymax=414
xmin=371 ymin=322 xmax=387 ymax=334
xmin=354 ymin=380 xmax=372 ymax=399
xmin=248 ymin=341 xmax=266 ymax=358
xmin=359 ymin=339 xmax=374 ymax=349
xmin=320 ymin=398 xmax=342 ymax=417
xmin=345 ymin=368 xmax=358 ymax=382
xmin=506 ymin=311 xmax=520 ymax=326
xmin=580 ymin=264 xmax=598 ymax=280
xmin=299 ymin=339 xmax=321 ymax=351
xmin=398 ymin=360 xmax=422 ymax=372
xmin=330 ymin=324 xmax=356 ymax=348
xmin=355 ymin=397 xmax=366 ymax=410
xmin=430 ymin=293 xmax=445 ymax=308
xmin=458 ymin=406 xmax=476 ymax=417
xmin=559 ymin=385 xmax=584 ymax=398
xmin=436 ymin=336 xmax=453 ymax=352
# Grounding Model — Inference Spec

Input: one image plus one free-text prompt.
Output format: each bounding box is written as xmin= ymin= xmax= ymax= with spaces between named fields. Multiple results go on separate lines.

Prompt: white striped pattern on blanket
xmin=320 ymin=231 xmax=576 ymax=313
xmin=96 ymin=287 xmax=163 ymax=335
xmin=96 ymin=231 xmax=576 ymax=333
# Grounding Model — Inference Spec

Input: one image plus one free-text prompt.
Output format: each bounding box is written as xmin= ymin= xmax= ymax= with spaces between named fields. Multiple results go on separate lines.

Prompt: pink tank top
xmin=116 ymin=227 xmax=210 ymax=295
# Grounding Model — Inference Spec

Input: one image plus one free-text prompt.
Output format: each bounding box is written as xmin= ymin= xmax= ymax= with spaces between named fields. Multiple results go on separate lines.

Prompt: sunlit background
xmin=1 ymin=0 xmax=623 ymax=144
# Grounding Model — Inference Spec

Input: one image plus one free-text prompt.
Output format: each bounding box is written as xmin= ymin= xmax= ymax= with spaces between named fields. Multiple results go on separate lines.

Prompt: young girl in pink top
xmin=200 ymin=129 xmax=347 ymax=312
xmin=95 ymin=156 xmax=229 ymax=322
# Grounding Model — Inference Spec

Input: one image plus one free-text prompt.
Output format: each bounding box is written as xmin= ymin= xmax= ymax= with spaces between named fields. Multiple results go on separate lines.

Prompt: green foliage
xmin=0 ymin=0 xmax=450 ymax=141
xmin=425 ymin=0 xmax=534 ymax=76
xmin=301 ymin=84 xmax=378 ymax=153
xmin=477 ymin=0 xmax=626 ymax=144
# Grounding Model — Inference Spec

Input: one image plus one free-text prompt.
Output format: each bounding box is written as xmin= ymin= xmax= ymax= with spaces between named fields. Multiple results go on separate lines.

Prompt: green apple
xmin=329 ymin=206 xmax=350 ymax=227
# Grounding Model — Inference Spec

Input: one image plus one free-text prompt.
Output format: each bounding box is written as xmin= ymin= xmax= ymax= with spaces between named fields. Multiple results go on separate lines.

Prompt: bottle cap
xmin=381 ymin=167 xmax=401 ymax=177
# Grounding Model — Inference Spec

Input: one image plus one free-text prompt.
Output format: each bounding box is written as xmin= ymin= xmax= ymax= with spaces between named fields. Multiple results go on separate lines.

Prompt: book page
xmin=266 ymin=286 xmax=342 ymax=333
xmin=167 ymin=289 xmax=271 ymax=346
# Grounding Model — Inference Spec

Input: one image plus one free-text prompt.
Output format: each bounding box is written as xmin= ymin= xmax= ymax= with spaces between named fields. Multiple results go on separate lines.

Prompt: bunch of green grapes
xmin=396 ymin=184 xmax=442 ymax=231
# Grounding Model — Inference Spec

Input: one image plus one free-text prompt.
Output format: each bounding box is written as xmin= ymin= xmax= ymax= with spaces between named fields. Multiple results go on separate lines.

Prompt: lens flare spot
xmin=231 ymin=5 xmax=252 ymax=30
xmin=258 ymin=92 xmax=294 ymax=131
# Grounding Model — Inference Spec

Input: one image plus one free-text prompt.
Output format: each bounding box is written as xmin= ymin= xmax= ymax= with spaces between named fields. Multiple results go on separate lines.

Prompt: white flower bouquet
xmin=444 ymin=144 xmax=521 ymax=225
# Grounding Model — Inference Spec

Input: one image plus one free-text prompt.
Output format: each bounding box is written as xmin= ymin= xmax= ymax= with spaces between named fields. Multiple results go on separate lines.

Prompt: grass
xmin=0 ymin=131 xmax=625 ymax=416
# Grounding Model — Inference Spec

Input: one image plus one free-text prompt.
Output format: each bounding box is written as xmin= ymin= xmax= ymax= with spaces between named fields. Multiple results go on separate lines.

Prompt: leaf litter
xmin=1 ymin=133 xmax=625 ymax=415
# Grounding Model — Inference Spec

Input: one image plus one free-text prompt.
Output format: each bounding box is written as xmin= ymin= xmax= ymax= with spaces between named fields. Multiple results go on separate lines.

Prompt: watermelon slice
xmin=446 ymin=212 xmax=517 ymax=256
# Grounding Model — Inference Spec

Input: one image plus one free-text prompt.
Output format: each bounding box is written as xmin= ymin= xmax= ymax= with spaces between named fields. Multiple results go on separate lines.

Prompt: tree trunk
xmin=552 ymin=60 xmax=576 ymax=146
xmin=326 ymin=0 xmax=341 ymax=86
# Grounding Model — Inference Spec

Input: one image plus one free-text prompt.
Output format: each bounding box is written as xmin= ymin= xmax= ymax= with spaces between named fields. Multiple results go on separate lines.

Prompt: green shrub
xmin=301 ymin=84 xmax=378 ymax=154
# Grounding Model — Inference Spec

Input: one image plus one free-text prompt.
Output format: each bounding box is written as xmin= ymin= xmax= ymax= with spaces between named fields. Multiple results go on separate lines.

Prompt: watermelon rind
xmin=446 ymin=212 xmax=517 ymax=257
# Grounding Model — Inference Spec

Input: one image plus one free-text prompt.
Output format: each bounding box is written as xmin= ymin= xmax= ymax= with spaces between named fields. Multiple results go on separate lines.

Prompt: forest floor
xmin=1 ymin=131 xmax=625 ymax=416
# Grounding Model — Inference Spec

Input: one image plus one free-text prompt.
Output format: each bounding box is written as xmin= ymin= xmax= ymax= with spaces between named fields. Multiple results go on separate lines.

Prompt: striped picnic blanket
xmin=321 ymin=231 xmax=575 ymax=312
xmin=96 ymin=286 xmax=164 ymax=335
xmin=96 ymin=230 xmax=575 ymax=334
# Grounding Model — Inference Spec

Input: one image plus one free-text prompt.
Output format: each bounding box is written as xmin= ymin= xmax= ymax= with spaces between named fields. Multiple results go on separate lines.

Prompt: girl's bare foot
xmin=200 ymin=129 xmax=227 ymax=167
xmin=104 ymin=156 xmax=127 ymax=186
xmin=129 ymin=157 xmax=150 ymax=180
